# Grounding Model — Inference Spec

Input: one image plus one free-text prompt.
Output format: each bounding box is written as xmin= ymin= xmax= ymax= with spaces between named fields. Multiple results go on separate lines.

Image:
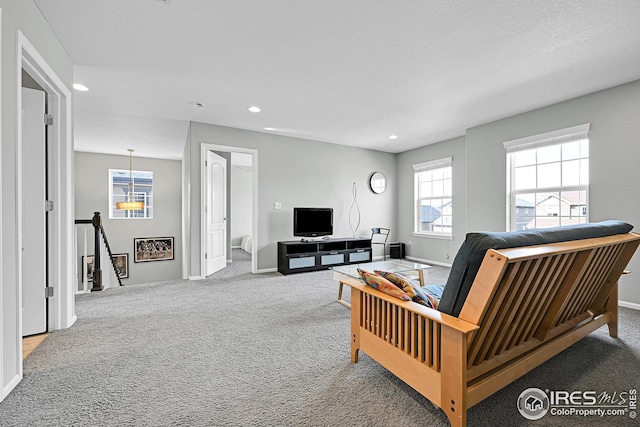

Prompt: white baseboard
xmin=68 ymin=314 xmax=78 ymax=329
xmin=405 ymin=256 xmax=453 ymax=268
xmin=619 ymin=300 xmax=640 ymax=311
xmin=2 ymin=373 xmax=22 ymax=403
xmin=191 ymin=267 xmax=273 ymax=278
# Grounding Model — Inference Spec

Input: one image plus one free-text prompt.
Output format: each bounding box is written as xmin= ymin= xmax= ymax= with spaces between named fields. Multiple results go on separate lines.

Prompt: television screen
xmin=293 ymin=207 xmax=333 ymax=237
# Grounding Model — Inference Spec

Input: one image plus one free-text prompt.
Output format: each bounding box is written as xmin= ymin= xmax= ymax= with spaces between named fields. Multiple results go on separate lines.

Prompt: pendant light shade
xmin=115 ymin=200 xmax=145 ymax=210
xmin=116 ymin=149 xmax=145 ymax=210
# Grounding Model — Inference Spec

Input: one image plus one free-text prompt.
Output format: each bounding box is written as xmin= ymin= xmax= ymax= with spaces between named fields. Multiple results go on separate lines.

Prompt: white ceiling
xmin=34 ymin=0 xmax=640 ymax=160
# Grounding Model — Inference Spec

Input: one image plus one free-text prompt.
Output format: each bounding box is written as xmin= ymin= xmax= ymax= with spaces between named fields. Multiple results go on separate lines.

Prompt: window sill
xmin=413 ymin=232 xmax=453 ymax=240
xmin=109 ymin=217 xmax=154 ymax=220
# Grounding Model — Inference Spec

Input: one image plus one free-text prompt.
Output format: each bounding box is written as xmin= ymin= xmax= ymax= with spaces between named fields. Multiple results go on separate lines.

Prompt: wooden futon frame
xmin=340 ymin=232 xmax=640 ymax=426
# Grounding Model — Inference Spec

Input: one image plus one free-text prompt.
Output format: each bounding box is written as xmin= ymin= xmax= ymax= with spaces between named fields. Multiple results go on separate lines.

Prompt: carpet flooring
xmin=1 ymin=250 xmax=638 ymax=426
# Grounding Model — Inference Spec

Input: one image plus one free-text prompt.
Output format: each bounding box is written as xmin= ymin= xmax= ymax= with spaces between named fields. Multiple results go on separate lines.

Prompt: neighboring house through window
xmin=505 ymin=124 xmax=589 ymax=231
xmin=109 ymin=169 xmax=154 ymax=219
xmin=413 ymin=157 xmax=452 ymax=237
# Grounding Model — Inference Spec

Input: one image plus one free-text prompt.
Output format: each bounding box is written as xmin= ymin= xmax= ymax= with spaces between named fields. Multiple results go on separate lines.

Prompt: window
xmin=109 ymin=169 xmax=154 ymax=219
xmin=413 ymin=157 xmax=452 ymax=237
xmin=505 ymin=124 xmax=589 ymax=231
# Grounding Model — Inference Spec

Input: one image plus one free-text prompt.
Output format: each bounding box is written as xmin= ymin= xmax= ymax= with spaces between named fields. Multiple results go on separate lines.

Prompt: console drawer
xmin=288 ymin=256 xmax=316 ymax=269
xmin=321 ymin=253 xmax=344 ymax=265
xmin=349 ymin=251 xmax=370 ymax=262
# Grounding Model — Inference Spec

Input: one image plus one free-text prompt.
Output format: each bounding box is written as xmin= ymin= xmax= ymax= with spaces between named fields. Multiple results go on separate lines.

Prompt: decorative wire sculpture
xmin=349 ymin=182 xmax=361 ymax=237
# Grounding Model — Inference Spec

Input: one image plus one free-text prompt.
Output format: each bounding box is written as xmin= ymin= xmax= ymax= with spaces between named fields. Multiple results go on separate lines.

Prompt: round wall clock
xmin=369 ymin=172 xmax=387 ymax=194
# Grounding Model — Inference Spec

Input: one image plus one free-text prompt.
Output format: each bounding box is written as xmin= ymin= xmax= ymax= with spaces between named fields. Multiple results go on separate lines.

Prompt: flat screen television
xmin=293 ymin=207 xmax=333 ymax=237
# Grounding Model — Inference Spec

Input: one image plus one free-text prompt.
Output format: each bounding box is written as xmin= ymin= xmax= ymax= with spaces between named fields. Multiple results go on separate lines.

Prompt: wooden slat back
xmin=591 ymin=240 xmax=640 ymax=310
xmin=358 ymin=290 xmax=442 ymax=371
xmin=459 ymin=233 xmax=640 ymax=369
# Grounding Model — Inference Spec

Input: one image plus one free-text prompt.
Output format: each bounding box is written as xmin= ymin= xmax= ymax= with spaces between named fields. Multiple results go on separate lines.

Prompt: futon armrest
xmin=340 ymin=277 xmax=479 ymax=335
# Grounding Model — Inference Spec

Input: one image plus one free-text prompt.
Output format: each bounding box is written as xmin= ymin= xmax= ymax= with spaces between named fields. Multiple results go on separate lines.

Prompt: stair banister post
xmin=91 ymin=211 xmax=103 ymax=291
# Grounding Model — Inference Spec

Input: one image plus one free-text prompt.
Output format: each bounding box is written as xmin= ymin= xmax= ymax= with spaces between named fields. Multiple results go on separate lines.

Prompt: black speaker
xmin=389 ymin=242 xmax=405 ymax=259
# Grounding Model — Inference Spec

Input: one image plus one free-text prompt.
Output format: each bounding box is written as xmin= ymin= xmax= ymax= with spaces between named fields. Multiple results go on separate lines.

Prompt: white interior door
xmin=206 ymin=150 xmax=227 ymax=275
xmin=21 ymin=87 xmax=47 ymax=336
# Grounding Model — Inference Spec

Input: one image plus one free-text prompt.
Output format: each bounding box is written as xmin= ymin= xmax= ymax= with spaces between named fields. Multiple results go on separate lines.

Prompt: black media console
xmin=277 ymin=237 xmax=372 ymax=275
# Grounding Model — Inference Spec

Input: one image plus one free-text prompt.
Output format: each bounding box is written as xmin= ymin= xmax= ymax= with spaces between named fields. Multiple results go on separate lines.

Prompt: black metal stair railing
xmin=74 ymin=211 xmax=123 ymax=291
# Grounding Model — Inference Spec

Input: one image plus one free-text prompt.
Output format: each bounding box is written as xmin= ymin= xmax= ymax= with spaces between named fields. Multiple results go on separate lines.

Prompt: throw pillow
xmin=376 ymin=270 xmax=434 ymax=308
xmin=357 ymin=269 xmax=411 ymax=301
xmin=421 ymin=284 xmax=445 ymax=310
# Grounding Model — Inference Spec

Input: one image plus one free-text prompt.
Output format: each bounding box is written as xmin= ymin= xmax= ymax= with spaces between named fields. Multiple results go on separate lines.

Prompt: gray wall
xmin=184 ymin=122 xmax=396 ymax=275
xmin=75 ymin=152 xmax=182 ymax=285
xmin=465 ymin=79 xmax=640 ymax=306
xmin=396 ymin=136 xmax=467 ymax=265
xmin=1 ymin=0 xmax=74 ymax=401
xmin=182 ymin=125 xmax=192 ymax=279
xmin=399 ymin=79 xmax=640 ymax=305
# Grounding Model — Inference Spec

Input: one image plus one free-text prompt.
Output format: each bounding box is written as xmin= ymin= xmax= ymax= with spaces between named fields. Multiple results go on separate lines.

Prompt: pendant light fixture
xmin=115 ymin=149 xmax=145 ymax=210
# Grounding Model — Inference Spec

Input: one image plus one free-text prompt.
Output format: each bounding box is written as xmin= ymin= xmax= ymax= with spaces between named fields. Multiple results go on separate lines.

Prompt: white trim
xmin=2 ymin=374 xmax=21 ymax=403
xmin=412 ymin=232 xmax=454 ymax=240
xmin=619 ymin=300 xmax=640 ymax=311
xmin=200 ymin=143 xmax=258 ymax=276
xmin=199 ymin=147 xmax=206 ymax=278
xmin=256 ymin=267 xmax=278 ymax=274
xmin=503 ymin=123 xmax=590 ymax=152
xmin=189 ymin=275 xmax=205 ymax=281
xmin=19 ymin=30 xmax=75 ymax=330
xmin=405 ymin=255 xmax=453 ymax=269
xmin=413 ymin=156 xmax=452 ymax=172
xmin=13 ymin=30 xmax=75 ymax=400
xmin=0 ymin=5 xmax=4 ymax=402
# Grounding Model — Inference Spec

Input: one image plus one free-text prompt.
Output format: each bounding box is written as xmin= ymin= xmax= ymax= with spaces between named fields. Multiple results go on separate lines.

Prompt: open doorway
xmin=201 ymin=144 xmax=257 ymax=277
xmin=229 ymin=153 xmax=253 ymax=274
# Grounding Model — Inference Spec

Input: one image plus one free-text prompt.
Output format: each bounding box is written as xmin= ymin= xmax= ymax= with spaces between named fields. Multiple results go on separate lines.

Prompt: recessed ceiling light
xmin=248 ymin=106 xmax=261 ymax=113
xmin=73 ymin=83 xmax=89 ymax=91
xmin=192 ymin=102 xmax=206 ymax=108
xmin=388 ymin=135 xmax=398 ymax=140
xmin=264 ymin=127 xmax=276 ymax=131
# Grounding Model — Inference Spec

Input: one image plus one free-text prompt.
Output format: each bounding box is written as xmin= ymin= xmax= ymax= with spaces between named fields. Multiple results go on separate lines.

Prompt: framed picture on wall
xmin=82 ymin=255 xmax=95 ymax=282
xmin=134 ymin=237 xmax=174 ymax=262
xmin=112 ymin=253 xmax=129 ymax=279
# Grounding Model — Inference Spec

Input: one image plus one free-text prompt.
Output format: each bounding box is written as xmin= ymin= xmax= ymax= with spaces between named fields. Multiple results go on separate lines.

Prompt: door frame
xmin=199 ymin=143 xmax=258 ymax=276
xmin=14 ymin=31 xmax=75 ymax=376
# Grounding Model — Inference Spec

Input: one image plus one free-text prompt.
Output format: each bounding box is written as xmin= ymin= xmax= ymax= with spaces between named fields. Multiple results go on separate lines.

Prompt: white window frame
xmin=413 ymin=157 xmax=453 ymax=238
xmin=108 ymin=169 xmax=154 ymax=219
xmin=505 ymin=124 xmax=590 ymax=231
